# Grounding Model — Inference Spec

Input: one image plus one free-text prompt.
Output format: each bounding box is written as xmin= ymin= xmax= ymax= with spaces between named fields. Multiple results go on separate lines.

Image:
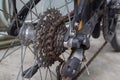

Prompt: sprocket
xmin=34 ymin=8 xmax=67 ymax=67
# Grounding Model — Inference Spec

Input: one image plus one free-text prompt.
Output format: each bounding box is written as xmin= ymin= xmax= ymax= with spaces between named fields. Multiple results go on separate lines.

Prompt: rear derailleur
xmin=61 ymin=27 xmax=90 ymax=79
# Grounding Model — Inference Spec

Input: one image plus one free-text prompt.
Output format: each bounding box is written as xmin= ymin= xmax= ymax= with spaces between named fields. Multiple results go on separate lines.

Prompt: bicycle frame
xmin=65 ymin=0 xmax=105 ymax=49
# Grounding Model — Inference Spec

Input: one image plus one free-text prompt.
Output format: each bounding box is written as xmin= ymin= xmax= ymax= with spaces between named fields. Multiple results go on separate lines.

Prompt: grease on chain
xmin=34 ymin=9 xmax=67 ymax=67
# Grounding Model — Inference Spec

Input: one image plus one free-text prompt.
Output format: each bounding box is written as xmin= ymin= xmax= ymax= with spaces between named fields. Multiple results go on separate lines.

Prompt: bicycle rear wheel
xmin=0 ymin=0 xmax=74 ymax=80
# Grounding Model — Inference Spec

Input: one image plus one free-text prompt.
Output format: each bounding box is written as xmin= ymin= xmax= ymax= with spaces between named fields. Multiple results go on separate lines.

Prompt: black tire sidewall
xmin=111 ymin=20 xmax=120 ymax=51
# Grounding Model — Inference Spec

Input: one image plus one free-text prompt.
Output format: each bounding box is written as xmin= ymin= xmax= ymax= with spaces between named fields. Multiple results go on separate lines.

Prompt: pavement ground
xmin=0 ymin=34 xmax=120 ymax=80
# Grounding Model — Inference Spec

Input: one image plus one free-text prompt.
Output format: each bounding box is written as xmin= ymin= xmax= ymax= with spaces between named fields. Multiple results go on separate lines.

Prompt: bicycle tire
xmin=111 ymin=20 xmax=120 ymax=52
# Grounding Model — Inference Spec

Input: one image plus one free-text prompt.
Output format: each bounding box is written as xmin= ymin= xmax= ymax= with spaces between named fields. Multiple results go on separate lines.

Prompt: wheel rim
xmin=0 ymin=0 xmax=13 ymax=27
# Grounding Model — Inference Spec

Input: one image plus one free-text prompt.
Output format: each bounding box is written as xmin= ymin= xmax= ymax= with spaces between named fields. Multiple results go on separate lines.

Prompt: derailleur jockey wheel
xmin=34 ymin=8 xmax=67 ymax=67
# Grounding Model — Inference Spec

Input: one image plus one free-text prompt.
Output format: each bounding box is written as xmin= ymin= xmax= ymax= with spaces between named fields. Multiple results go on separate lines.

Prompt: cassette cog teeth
xmin=34 ymin=8 xmax=67 ymax=67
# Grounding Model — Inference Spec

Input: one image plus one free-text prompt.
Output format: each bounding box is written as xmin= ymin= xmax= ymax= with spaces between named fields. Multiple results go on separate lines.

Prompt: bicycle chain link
xmin=33 ymin=8 xmax=67 ymax=67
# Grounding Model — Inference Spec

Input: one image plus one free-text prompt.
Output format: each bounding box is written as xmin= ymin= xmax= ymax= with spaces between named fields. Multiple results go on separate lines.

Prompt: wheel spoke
xmin=45 ymin=68 xmax=48 ymax=80
xmin=65 ymin=0 xmax=72 ymax=33
xmin=16 ymin=45 xmax=26 ymax=80
xmin=28 ymin=46 xmax=34 ymax=54
xmin=20 ymin=0 xmax=39 ymax=18
xmin=48 ymin=67 xmax=57 ymax=79
xmin=33 ymin=1 xmax=39 ymax=17
xmin=48 ymin=68 xmax=53 ymax=80
xmin=38 ymin=68 xmax=43 ymax=80
xmin=57 ymin=0 xmax=73 ymax=10
xmin=21 ymin=45 xmax=27 ymax=80
xmin=0 ymin=40 xmax=20 ymax=62
xmin=0 ymin=46 xmax=20 ymax=62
